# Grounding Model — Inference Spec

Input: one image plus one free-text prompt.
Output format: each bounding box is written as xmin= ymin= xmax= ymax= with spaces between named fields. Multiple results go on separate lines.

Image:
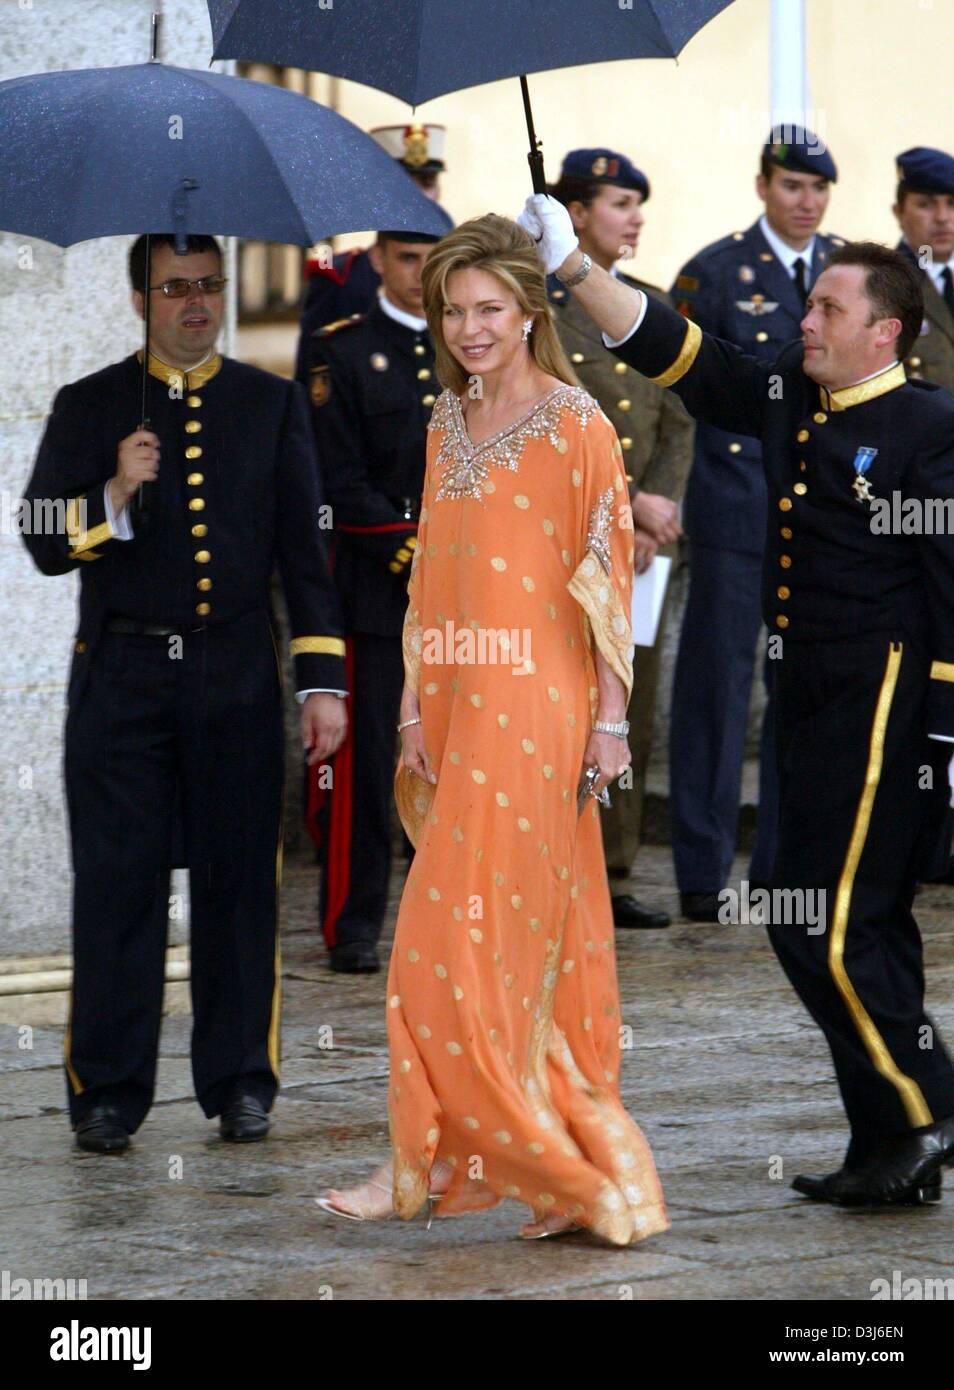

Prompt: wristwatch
xmin=593 ymin=719 xmax=630 ymax=739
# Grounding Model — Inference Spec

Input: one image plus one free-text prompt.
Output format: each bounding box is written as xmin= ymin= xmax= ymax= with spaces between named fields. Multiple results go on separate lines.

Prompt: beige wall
xmin=316 ymin=0 xmax=954 ymax=292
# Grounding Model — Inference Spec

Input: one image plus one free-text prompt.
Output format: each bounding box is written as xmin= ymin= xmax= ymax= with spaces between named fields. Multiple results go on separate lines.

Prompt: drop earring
xmin=522 ymin=318 xmax=533 ymax=341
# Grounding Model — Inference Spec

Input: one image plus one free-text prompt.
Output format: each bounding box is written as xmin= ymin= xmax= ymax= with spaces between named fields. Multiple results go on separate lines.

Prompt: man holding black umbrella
xmin=22 ymin=234 xmax=348 ymax=1153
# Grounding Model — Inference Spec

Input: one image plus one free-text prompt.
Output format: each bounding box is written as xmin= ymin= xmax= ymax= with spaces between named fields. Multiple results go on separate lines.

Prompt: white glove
xmin=948 ymin=751 xmax=954 ymax=808
xmin=516 ymin=193 xmax=580 ymax=275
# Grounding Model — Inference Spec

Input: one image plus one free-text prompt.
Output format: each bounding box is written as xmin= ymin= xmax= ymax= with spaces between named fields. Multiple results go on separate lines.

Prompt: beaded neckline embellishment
xmin=429 ymin=385 xmax=602 ymax=501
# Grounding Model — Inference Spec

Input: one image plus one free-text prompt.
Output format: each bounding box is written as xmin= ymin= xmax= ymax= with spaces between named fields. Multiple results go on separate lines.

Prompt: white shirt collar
xmin=759 ymin=214 xmax=816 ymax=276
xmin=378 ymin=291 xmax=428 ymax=334
xmin=910 ymin=244 xmax=954 ymax=293
xmin=847 ymin=361 xmax=901 ymax=388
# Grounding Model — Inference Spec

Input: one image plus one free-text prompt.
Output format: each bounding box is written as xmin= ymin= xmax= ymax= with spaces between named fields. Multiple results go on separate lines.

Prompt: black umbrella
xmin=207 ymin=0 xmax=738 ymax=191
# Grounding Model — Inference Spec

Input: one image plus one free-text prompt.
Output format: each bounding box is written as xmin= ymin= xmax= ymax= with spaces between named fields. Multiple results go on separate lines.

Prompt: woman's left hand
xmin=582 ymin=729 xmax=631 ymax=796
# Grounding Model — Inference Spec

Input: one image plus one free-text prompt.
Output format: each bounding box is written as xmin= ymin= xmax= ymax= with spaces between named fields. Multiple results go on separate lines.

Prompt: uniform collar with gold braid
xmin=818 ymin=361 xmax=907 ymax=412
xmin=137 ymin=348 xmax=223 ymax=392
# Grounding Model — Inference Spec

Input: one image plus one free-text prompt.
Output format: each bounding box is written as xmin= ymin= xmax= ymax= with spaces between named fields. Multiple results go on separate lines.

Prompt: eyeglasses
xmin=149 ymin=275 xmax=228 ymax=298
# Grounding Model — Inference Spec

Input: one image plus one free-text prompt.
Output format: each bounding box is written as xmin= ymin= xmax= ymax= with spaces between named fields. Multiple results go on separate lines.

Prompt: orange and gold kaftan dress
xmin=388 ymin=383 xmax=668 ymax=1246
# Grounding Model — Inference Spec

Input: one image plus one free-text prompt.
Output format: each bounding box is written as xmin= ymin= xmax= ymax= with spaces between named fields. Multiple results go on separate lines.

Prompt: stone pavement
xmin=3 ymin=846 xmax=954 ymax=1302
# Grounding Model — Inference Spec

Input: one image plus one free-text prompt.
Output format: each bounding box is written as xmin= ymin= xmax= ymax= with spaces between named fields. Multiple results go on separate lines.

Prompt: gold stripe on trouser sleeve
xmin=828 ymin=642 xmax=932 ymax=1127
xmin=267 ymin=825 xmax=283 ymax=1083
xmin=64 ymin=991 xmax=83 ymax=1096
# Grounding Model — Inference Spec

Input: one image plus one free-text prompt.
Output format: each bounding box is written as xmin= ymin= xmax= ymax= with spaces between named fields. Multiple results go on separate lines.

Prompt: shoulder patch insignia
xmin=315 ymin=315 xmax=365 ymax=338
xmin=309 ymin=366 xmax=331 ymax=406
xmin=675 ymin=273 xmax=699 ymax=293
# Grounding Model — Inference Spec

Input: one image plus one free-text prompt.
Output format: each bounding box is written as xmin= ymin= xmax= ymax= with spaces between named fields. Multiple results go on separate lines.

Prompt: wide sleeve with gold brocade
xmin=565 ymin=405 xmax=635 ymax=705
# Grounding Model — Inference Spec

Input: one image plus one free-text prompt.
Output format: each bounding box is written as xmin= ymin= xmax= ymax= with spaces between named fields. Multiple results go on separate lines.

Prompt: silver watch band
xmin=593 ymin=719 xmax=629 ymax=739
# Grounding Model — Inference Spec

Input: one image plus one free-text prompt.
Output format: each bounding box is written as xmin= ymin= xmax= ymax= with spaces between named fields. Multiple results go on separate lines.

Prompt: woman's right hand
xmin=401 ymin=722 xmax=437 ymax=785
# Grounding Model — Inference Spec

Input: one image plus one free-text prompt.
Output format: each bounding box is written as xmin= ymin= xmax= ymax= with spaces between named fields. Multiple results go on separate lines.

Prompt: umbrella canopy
xmin=0 ymin=61 xmax=450 ymax=247
xmin=207 ymin=0 xmax=737 ymax=106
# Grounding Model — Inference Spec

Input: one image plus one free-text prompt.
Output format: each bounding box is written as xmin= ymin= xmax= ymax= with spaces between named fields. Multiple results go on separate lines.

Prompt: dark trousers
xmin=669 ymin=544 xmax=779 ymax=891
xmin=768 ymin=633 xmax=954 ymax=1164
xmin=315 ymin=632 xmax=405 ymax=948
xmin=63 ymin=613 xmax=284 ymax=1133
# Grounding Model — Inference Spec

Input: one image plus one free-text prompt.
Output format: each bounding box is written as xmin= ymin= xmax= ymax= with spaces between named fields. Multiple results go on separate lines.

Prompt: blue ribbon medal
xmin=851 ymin=446 xmax=878 ymax=502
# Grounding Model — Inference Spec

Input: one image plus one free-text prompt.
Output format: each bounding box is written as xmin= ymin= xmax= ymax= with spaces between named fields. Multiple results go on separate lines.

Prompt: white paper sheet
xmin=631 ymin=555 xmax=671 ymax=648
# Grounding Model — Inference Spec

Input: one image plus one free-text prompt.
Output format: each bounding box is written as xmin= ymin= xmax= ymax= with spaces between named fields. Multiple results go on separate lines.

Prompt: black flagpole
xmin=135 ymin=11 xmax=161 ymax=524
xmin=519 ymin=75 xmax=547 ymax=195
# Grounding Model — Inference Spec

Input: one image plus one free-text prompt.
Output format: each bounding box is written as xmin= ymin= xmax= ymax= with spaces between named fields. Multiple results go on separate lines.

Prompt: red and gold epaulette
xmin=315 ymin=314 xmax=366 ymax=338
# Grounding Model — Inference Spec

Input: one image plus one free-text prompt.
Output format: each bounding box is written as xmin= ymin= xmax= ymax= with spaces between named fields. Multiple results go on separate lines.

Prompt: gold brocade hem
xmin=567 ymin=551 xmax=634 ymax=705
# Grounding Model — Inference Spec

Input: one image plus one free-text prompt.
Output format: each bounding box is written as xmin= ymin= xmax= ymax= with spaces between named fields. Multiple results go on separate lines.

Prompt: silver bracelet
xmin=593 ymin=719 xmax=629 ymax=739
xmin=397 ymin=716 xmax=422 ymax=733
xmin=557 ymin=251 xmax=592 ymax=288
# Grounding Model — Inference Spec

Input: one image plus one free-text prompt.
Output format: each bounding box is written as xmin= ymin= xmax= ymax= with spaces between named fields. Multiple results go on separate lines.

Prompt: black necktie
xmin=793 ymin=257 xmax=808 ymax=307
xmin=942 ymin=266 xmax=954 ymax=318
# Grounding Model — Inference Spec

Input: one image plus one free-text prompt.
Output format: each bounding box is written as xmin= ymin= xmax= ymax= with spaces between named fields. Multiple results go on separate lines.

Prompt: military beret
xmin=558 ymin=148 xmax=650 ymax=201
xmin=896 ymin=147 xmax=954 ymax=198
xmin=763 ymin=127 xmax=837 ymax=183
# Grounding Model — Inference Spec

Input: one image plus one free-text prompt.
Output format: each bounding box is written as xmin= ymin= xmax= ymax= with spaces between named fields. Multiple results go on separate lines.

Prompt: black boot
xmin=75 ymin=1104 xmax=130 ymax=1154
xmin=219 ymin=1092 xmax=270 ymax=1143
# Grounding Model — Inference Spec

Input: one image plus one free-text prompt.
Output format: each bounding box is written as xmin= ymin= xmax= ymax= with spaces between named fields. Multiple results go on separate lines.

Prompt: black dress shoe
xmin=792 ymin=1167 xmax=941 ymax=1206
xmin=329 ymin=942 xmax=380 ymax=973
xmin=679 ymin=891 xmax=723 ymax=922
xmin=219 ymin=1093 xmax=270 ymax=1143
xmin=793 ymin=1116 xmax=954 ymax=1206
xmin=611 ymin=895 xmax=670 ymax=929
xmin=75 ymin=1105 xmax=130 ymax=1154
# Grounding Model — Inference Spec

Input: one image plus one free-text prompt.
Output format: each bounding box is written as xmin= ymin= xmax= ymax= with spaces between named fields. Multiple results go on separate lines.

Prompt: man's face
xmin=369 ymin=239 xmax=431 ymax=314
xmin=801 ymin=264 xmax=900 ymax=387
xmin=894 ymin=190 xmax=954 ymax=265
xmin=756 ymin=167 xmax=831 ymax=244
xmin=131 ymin=244 xmax=224 ymax=365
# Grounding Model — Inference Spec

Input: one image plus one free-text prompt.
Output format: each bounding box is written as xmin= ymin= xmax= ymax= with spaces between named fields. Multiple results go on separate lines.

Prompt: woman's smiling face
xmin=441 ymin=267 xmax=530 ymax=379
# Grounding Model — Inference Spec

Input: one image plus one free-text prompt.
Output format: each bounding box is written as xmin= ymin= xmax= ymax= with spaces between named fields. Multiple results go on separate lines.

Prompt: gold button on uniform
xmin=189 ymin=498 xmax=205 ymax=511
xmin=185 ymin=445 xmax=202 ymax=459
xmin=195 ymin=602 xmax=211 ymax=617
xmin=197 ymin=578 xmax=212 ymax=592
xmin=779 ymin=497 xmax=793 ymax=511
xmin=185 ymin=420 xmax=202 ymax=434
xmin=614 ymin=361 xmax=627 ymax=375
xmin=620 ymin=437 xmax=632 ymax=450
xmin=794 ymin=482 xmax=808 ymax=495
xmin=729 ymin=442 xmax=742 ymax=453
xmin=75 ymin=640 xmax=87 ymax=654
xmin=195 ymin=550 xmax=211 ymax=564
xmin=422 ymin=393 xmax=436 ymax=406
xmin=187 ymin=472 xmax=203 ymax=486
xmin=416 ymin=368 xmax=431 ymax=380
xmin=799 ymin=461 xmax=807 ymax=472
xmin=797 ymin=429 xmax=810 ymax=442
xmin=756 ymin=331 xmax=768 ymax=343
xmin=777 ymin=585 xmax=790 ymax=600
xmin=414 ymin=344 xmax=426 ymax=356
xmin=780 ymin=555 xmax=792 ymax=568
xmin=910 ymin=357 xmax=921 ymax=368
xmin=776 ymin=614 xmax=789 ymax=629
xmin=571 ymin=352 xmax=584 ymax=364
xmin=191 ymin=523 xmax=207 ymax=537
xmin=617 ymin=398 xmax=631 ymax=411
xmin=187 ymin=394 xmax=202 ymax=407
xmin=780 ymin=527 xmax=792 ymax=540
xmin=813 ymin=412 xmax=827 ymax=425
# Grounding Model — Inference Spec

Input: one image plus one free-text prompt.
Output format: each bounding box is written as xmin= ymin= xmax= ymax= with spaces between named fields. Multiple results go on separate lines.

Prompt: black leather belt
xmin=105 ymin=618 xmax=205 ymax=636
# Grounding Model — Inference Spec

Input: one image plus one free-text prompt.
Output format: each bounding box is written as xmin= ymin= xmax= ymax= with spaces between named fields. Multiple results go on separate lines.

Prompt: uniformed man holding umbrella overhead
xmin=519 ymin=192 xmax=954 ymax=1208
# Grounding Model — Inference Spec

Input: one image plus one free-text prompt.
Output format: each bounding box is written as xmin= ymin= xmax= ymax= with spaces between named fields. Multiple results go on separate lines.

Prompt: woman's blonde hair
xmin=421 ymin=213 xmax=580 ymax=395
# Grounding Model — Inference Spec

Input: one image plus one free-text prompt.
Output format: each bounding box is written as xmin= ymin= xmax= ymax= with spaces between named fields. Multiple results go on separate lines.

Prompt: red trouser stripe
xmin=322 ymin=637 xmax=356 ymax=948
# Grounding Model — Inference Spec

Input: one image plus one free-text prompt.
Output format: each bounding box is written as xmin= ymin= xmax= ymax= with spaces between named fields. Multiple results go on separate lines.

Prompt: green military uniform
xmin=550 ymin=272 xmax=695 ymax=874
xmin=901 ymin=262 xmax=954 ymax=392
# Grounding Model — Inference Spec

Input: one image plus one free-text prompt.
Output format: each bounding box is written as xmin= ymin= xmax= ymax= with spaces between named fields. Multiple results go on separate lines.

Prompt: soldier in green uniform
xmin=548 ymin=149 xmax=694 ymax=930
xmin=894 ymin=147 xmax=954 ymax=394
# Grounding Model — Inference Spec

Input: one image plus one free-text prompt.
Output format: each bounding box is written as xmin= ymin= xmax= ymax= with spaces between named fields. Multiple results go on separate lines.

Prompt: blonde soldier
xmin=549 ymin=150 xmax=694 ymax=930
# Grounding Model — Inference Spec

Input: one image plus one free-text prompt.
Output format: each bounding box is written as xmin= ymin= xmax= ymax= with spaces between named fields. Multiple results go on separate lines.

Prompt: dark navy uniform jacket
xmin=294 ymin=251 xmax=380 ymax=389
xmin=612 ymin=293 xmax=954 ymax=735
xmin=671 ymin=218 xmax=843 ymax=555
xmin=22 ymin=353 xmax=346 ymax=698
xmin=306 ymin=301 xmax=435 ymax=638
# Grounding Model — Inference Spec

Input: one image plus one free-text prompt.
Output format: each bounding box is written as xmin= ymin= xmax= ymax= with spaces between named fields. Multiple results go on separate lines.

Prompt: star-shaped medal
xmin=853 ymin=474 xmax=875 ymax=503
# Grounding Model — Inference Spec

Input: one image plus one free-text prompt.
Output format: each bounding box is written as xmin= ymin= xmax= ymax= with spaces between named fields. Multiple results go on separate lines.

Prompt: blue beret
xmin=763 ymin=127 xmax=837 ymax=183
xmin=896 ymin=147 xmax=954 ymax=197
xmin=558 ymin=148 xmax=650 ymax=201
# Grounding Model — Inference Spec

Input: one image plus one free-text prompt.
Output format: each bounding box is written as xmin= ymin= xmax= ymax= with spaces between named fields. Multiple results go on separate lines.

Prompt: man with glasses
xmin=22 ymin=233 xmax=348 ymax=1153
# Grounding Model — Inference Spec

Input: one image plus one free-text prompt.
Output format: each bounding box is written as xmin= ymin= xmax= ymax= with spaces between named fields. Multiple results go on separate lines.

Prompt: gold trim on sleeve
xmin=930 ymin=660 xmax=954 ymax=683
xmin=650 ymin=318 xmax=702 ymax=388
xmin=567 ymin=554 xmax=634 ymax=706
xmin=289 ymin=636 xmax=346 ymax=658
xmin=67 ymin=495 xmax=113 ymax=560
xmin=828 ymin=642 xmax=932 ymax=1127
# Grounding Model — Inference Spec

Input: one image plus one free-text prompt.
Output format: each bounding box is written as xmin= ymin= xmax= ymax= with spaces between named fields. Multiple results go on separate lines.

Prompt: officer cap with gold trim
xmin=557 ymin=148 xmax=650 ymax=200
xmin=763 ymin=126 xmax=837 ymax=183
xmin=371 ymin=123 xmax=446 ymax=176
xmin=896 ymin=147 xmax=954 ymax=198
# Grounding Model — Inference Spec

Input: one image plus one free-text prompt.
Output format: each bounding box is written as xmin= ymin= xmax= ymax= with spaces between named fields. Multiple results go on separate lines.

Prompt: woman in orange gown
xmin=318 ymin=215 xmax=668 ymax=1246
